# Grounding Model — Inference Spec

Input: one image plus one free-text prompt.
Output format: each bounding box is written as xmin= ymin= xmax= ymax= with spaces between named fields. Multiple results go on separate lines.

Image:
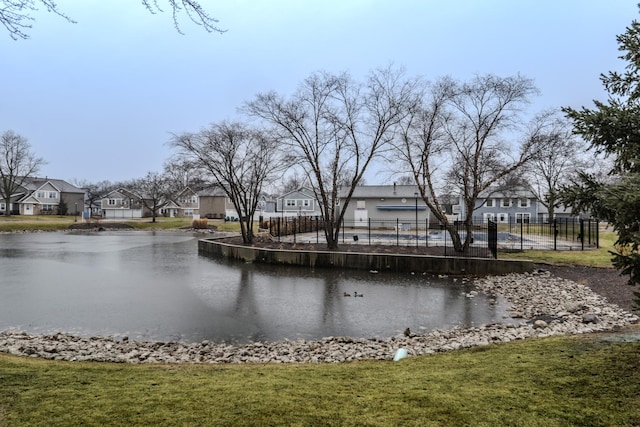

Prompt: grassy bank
xmin=0 ymin=216 xmax=241 ymax=232
xmin=1 ymin=331 xmax=639 ymax=426
xmin=501 ymin=230 xmax=618 ymax=268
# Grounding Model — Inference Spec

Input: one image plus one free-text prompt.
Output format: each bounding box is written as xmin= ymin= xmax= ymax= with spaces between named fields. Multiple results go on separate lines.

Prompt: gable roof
xmin=478 ymin=186 xmax=536 ymax=199
xmin=342 ymin=185 xmax=421 ymax=199
xmin=22 ymin=177 xmax=85 ymax=194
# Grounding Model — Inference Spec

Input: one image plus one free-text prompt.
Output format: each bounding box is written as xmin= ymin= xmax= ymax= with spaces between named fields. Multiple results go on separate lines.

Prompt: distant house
xmin=158 ymin=187 xmax=235 ymax=220
xmin=196 ymin=187 xmax=230 ymax=220
xmin=270 ymin=188 xmax=322 ymax=218
xmin=100 ymin=188 xmax=148 ymax=219
xmin=464 ymin=186 xmax=540 ymax=223
xmin=1 ymin=177 xmax=85 ymax=216
xmin=340 ymin=184 xmax=429 ymax=228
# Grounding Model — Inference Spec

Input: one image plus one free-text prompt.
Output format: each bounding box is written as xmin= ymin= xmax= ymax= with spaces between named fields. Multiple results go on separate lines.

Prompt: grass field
xmin=1 ymin=332 xmax=639 ymax=426
xmin=1 ymin=217 xmax=637 ymax=425
xmin=0 ymin=215 xmax=237 ymax=232
xmin=501 ymin=229 xmax=619 ymax=268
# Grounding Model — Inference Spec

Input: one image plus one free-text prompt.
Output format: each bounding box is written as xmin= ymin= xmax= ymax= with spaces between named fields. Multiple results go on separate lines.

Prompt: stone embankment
xmin=0 ymin=271 xmax=637 ymax=364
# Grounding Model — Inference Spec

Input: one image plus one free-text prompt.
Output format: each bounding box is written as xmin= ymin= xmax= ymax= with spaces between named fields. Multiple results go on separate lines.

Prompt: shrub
xmin=192 ymin=218 xmax=209 ymax=229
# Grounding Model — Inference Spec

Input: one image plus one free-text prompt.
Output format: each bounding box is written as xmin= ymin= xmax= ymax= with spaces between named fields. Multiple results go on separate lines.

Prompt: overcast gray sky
xmin=1 ymin=1 xmax=637 ymax=184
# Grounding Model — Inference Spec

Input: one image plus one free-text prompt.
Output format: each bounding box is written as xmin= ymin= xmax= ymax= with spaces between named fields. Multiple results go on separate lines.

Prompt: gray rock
xmin=582 ymin=313 xmax=600 ymax=324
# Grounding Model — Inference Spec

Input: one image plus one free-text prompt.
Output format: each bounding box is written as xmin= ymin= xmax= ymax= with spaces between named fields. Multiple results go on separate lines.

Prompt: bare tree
xmin=392 ymin=74 xmax=548 ymax=253
xmin=1 ymin=0 xmax=224 ymax=40
xmin=0 ymin=130 xmax=45 ymax=216
xmin=524 ymin=112 xmax=592 ymax=220
xmin=171 ymin=121 xmax=287 ymax=243
xmin=162 ymin=157 xmax=211 ymax=192
xmin=129 ymin=171 xmax=174 ymax=222
xmin=72 ymin=179 xmax=115 ymax=216
xmin=245 ymin=66 xmax=420 ymax=250
xmin=280 ymin=171 xmax=308 ymax=194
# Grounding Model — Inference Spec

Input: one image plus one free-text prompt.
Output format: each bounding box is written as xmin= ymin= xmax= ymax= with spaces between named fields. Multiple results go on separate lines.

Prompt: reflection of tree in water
xmin=231 ymin=266 xmax=354 ymax=340
xmin=232 ymin=268 xmax=266 ymax=342
xmin=319 ymin=274 xmax=351 ymax=337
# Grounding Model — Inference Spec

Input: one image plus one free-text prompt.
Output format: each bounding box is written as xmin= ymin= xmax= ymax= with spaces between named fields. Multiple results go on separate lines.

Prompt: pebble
xmin=0 ymin=271 xmax=637 ymax=364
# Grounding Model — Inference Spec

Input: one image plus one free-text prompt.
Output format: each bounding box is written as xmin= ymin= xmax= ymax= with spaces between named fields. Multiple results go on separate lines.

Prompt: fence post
xmin=580 ymin=219 xmax=585 ymax=250
xmin=277 ymin=217 xmax=281 ymax=242
xmin=425 ymin=218 xmax=428 ymax=247
xmin=396 ymin=218 xmax=399 ymax=247
xmin=520 ymin=218 xmax=524 ymax=251
xmin=292 ymin=218 xmax=296 ymax=243
xmin=553 ymin=219 xmax=558 ymax=250
xmin=488 ymin=219 xmax=498 ymax=259
xmin=368 ymin=218 xmax=371 ymax=246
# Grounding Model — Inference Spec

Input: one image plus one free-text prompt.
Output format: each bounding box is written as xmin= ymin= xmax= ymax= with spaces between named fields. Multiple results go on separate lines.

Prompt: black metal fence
xmin=263 ymin=216 xmax=599 ymax=258
xmin=263 ymin=216 xmax=497 ymax=258
xmin=486 ymin=217 xmax=600 ymax=251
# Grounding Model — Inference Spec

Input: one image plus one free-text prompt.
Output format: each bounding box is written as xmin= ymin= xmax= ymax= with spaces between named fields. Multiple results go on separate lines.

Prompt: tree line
xmin=1 ymin=66 xmax=597 ymax=250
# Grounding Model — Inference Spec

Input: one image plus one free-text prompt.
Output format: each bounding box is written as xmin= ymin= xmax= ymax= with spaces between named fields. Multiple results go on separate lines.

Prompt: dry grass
xmin=1 ymin=332 xmax=639 ymax=426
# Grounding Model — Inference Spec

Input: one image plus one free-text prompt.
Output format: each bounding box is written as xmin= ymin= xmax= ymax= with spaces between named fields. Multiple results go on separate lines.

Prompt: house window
xmin=501 ymin=199 xmax=511 ymax=208
xmin=108 ymin=199 xmax=116 ymax=206
xmin=516 ymin=213 xmax=531 ymax=223
xmin=498 ymin=213 xmax=508 ymax=223
xmin=483 ymin=213 xmax=496 ymax=221
xmin=356 ymin=200 xmax=366 ymax=210
xmin=485 ymin=199 xmax=494 ymax=207
xmin=42 ymin=204 xmax=53 ymax=212
xmin=48 ymin=192 xmax=57 ymax=199
xmin=0 ymin=203 xmax=4 ymax=211
xmin=303 ymin=199 xmax=310 ymax=208
xmin=286 ymin=199 xmax=296 ymax=207
xmin=184 ymin=209 xmax=194 ymax=216
xmin=518 ymin=198 xmax=530 ymax=208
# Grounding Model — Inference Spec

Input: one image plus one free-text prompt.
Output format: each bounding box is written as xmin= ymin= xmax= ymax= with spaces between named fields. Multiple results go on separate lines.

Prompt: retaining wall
xmin=198 ymin=238 xmax=534 ymax=276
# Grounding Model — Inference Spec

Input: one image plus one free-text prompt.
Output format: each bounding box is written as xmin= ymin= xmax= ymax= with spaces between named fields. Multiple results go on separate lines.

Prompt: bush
xmin=192 ymin=218 xmax=209 ymax=229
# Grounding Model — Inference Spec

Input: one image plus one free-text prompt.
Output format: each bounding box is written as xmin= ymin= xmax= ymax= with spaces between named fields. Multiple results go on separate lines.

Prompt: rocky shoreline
xmin=0 ymin=270 xmax=637 ymax=364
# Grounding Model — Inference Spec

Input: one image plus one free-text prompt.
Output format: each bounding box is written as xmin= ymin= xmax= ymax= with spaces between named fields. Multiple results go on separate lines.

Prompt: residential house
xmin=100 ymin=188 xmax=148 ymax=219
xmin=1 ymin=177 xmax=85 ymax=216
xmin=159 ymin=187 xmax=235 ymax=220
xmin=269 ymin=188 xmax=322 ymax=219
xmin=463 ymin=186 xmax=540 ymax=223
xmin=197 ymin=187 xmax=230 ymax=219
xmin=339 ymin=184 xmax=429 ymax=228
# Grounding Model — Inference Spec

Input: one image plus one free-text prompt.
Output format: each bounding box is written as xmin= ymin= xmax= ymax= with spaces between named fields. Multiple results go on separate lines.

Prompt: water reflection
xmin=0 ymin=231 xmax=513 ymax=343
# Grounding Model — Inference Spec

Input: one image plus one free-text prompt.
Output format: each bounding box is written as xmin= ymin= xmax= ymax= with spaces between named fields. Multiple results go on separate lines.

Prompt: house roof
xmin=22 ymin=177 xmax=85 ymax=194
xmin=478 ymin=186 xmax=536 ymax=199
xmin=341 ymin=185 xmax=421 ymax=199
xmin=280 ymin=187 xmax=315 ymax=199
xmin=196 ymin=187 xmax=226 ymax=197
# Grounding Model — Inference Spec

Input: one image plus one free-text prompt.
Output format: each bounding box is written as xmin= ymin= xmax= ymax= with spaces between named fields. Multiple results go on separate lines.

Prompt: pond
xmin=0 ymin=231 xmax=513 ymax=343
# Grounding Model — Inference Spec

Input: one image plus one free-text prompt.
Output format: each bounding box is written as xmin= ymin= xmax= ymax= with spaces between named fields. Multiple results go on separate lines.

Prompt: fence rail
xmin=262 ymin=216 xmax=599 ymax=258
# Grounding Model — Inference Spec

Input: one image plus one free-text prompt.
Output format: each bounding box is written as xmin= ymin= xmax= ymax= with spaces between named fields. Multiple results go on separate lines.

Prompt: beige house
xmin=160 ymin=187 xmax=230 ymax=219
xmin=100 ymin=188 xmax=149 ymax=219
xmin=1 ymin=177 xmax=85 ymax=216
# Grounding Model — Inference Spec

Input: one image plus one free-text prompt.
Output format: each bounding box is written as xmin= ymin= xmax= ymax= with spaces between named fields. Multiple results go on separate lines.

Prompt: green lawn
xmin=0 ymin=216 xmax=220 ymax=232
xmin=502 ymin=230 xmax=619 ymax=268
xmin=1 ymin=332 xmax=639 ymax=426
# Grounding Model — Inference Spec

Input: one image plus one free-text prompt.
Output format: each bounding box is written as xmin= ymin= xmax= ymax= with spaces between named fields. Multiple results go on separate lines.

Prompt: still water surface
xmin=0 ymin=231 xmax=512 ymax=343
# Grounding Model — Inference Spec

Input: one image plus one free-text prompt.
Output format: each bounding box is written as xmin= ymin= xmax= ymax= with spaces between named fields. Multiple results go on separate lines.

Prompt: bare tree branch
xmin=1 ymin=0 xmax=224 ymax=40
xmin=245 ymin=66 xmax=420 ymax=249
xmin=0 ymin=130 xmax=45 ymax=215
xmin=171 ymin=121 xmax=287 ymax=243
